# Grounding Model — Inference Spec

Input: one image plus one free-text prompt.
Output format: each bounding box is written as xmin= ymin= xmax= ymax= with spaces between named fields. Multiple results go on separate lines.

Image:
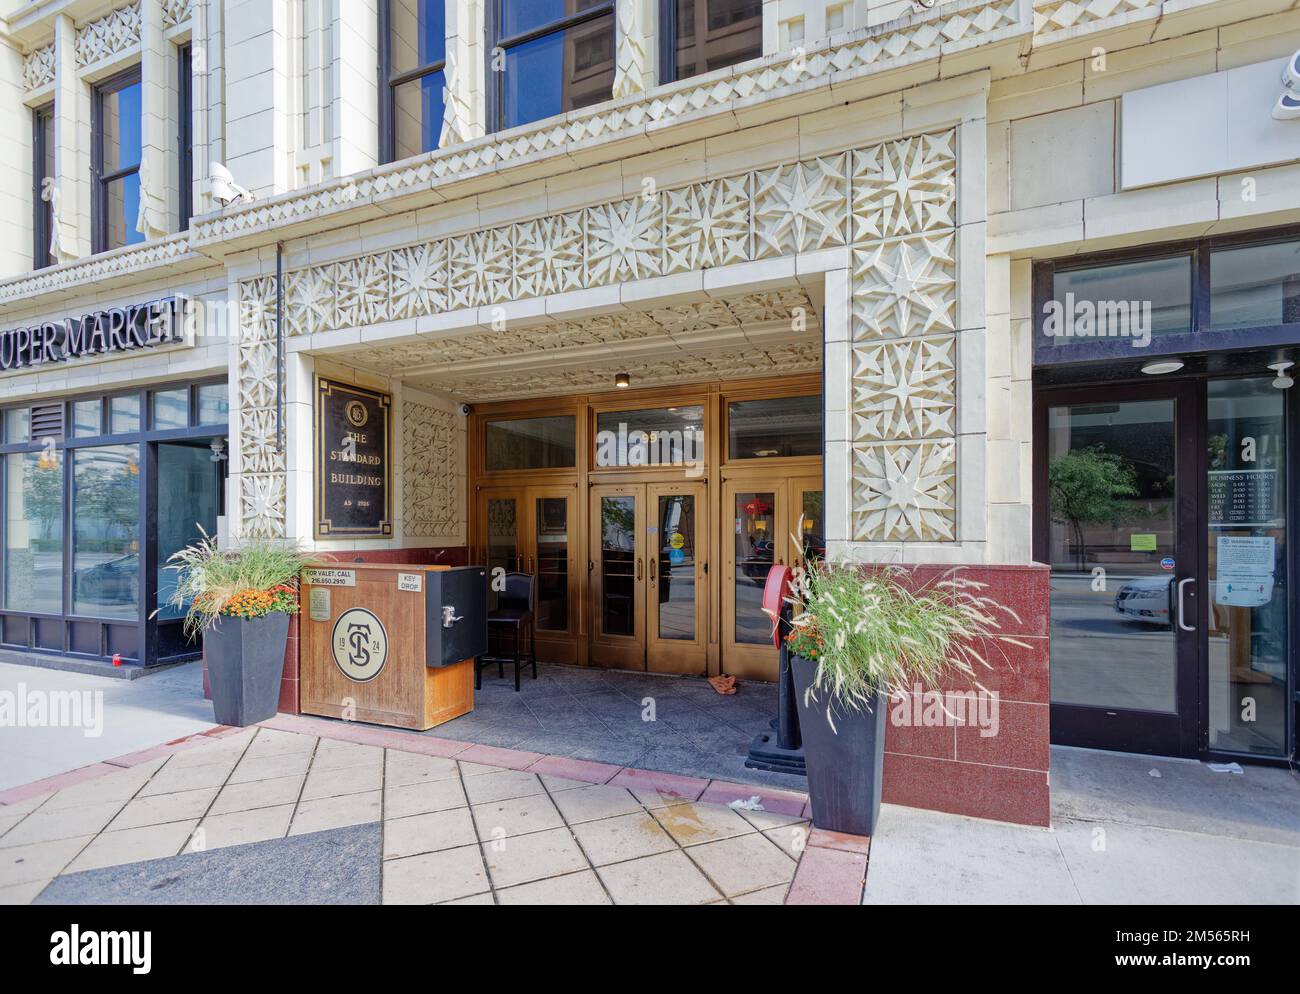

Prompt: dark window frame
xmin=91 ymin=66 xmax=144 ymax=254
xmin=379 ymin=0 xmax=448 ymax=163
xmin=178 ymin=43 xmax=193 ymax=229
xmin=659 ymin=0 xmax=764 ymax=85
xmin=32 ymin=103 xmax=55 ymax=270
xmin=0 ymin=377 xmax=229 ymax=661
xmin=1033 ymin=223 xmax=1300 ymax=367
xmin=486 ymin=0 xmax=616 ymax=134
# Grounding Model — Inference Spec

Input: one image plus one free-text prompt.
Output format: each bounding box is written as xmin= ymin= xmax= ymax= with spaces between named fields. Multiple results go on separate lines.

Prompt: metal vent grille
xmin=30 ymin=403 xmax=63 ymax=441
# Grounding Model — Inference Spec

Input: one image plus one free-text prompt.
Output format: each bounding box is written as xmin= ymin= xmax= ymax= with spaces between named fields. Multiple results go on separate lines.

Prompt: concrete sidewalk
xmin=0 ymin=661 xmax=213 ymax=790
xmin=862 ymin=746 xmax=1300 ymax=904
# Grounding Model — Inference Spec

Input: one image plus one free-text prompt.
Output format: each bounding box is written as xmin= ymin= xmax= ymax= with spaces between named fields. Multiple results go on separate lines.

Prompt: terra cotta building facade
xmin=0 ymin=0 xmax=1297 ymax=827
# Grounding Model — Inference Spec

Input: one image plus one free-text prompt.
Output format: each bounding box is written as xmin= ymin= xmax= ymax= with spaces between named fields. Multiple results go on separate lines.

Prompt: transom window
xmin=490 ymin=0 xmax=615 ymax=132
xmin=382 ymin=0 xmax=447 ymax=162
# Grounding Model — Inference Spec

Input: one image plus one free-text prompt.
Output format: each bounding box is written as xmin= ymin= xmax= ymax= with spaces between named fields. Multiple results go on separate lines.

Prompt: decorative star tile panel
xmin=23 ymin=45 xmax=55 ymax=91
xmin=336 ymin=256 xmax=391 ymax=327
xmin=75 ymin=1 xmax=142 ymax=67
xmin=852 ymin=132 xmax=956 ymax=240
xmin=513 ymin=213 xmax=585 ymax=297
xmin=285 ymin=266 xmax=337 ymax=338
xmin=237 ymin=278 xmax=286 ymax=539
xmin=390 ymin=242 xmax=448 ymax=319
xmin=852 ymin=335 xmax=956 ymax=441
xmin=402 ymin=402 xmax=461 ymax=538
xmin=586 ymin=197 xmax=663 ymax=284
xmin=851 ymin=441 xmax=957 ymax=541
xmin=448 ymin=227 xmax=513 ymax=309
xmin=663 ymin=178 xmax=751 ymax=273
xmin=752 ymin=154 xmax=849 ymax=258
xmin=851 ymin=233 xmax=957 ymax=342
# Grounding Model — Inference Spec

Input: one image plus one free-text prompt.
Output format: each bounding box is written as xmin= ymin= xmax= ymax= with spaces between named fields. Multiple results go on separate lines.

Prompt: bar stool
xmin=477 ymin=572 xmax=537 ymax=692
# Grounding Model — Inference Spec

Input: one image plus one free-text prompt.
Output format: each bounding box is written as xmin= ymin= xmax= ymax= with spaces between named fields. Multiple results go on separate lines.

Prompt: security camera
xmin=1283 ymin=48 xmax=1300 ymax=91
xmin=209 ymin=162 xmax=254 ymax=206
xmin=1274 ymin=49 xmax=1300 ymax=120
xmin=458 ymin=403 xmax=472 ymax=417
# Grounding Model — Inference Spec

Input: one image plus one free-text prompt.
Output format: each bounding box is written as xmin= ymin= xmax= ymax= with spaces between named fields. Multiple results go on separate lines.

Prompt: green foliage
xmin=163 ymin=527 xmax=315 ymax=637
xmin=1048 ymin=445 xmax=1139 ymax=566
xmin=781 ymin=560 xmax=1023 ymax=726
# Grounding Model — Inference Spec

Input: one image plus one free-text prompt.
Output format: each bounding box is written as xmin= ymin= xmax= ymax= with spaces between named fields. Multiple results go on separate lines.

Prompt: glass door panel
xmin=647 ymin=483 xmax=707 ymax=675
xmin=533 ymin=494 xmax=571 ymax=634
xmin=1206 ymin=377 xmax=1288 ymax=756
xmin=589 ymin=484 xmax=644 ymax=668
xmin=722 ymin=481 xmax=785 ymax=680
xmin=733 ymin=489 xmax=777 ymax=645
xmin=790 ymin=477 xmax=824 ymax=566
xmin=1041 ymin=383 xmax=1199 ymax=756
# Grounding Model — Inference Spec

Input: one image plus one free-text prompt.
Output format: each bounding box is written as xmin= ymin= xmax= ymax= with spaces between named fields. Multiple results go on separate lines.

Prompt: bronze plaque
xmin=315 ymin=378 xmax=392 ymax=537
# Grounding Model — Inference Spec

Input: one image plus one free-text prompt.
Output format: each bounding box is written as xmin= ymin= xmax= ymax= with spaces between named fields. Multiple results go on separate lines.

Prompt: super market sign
xmin=0 ymin=294 xmax=190 ymax=373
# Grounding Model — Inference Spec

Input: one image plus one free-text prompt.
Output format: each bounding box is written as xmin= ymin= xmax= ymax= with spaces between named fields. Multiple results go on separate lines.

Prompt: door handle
xmin=1177 ymin=577 xmax=1195 ymax=632
xmin=527 ymin=555 xmax=534 ymax=574
xmin=649 ymin=557 xmax=656 ymax=581
xmin=636 ymin=557 xmax=643 ymax=581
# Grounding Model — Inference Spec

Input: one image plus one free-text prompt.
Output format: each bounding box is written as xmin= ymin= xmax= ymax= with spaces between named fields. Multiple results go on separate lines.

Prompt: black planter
xmin=204 ymin=613 xmax=291 ymax=726
xmin=790 ymin=653 xmax=886 ymax=836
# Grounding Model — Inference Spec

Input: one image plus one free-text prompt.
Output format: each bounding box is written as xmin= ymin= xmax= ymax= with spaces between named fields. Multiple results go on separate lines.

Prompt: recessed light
xmin=614 ymin=372 xmax=630 ymax=388
xmin=1140 ymin=360 xmax=1184 ymax=375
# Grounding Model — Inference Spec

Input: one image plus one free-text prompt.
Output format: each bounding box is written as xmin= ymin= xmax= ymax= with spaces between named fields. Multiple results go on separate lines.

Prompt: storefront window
xmin=72 ymin=445 xmax=140 ymax=620
xmin=197 ymin=383 xmax=230 ymax=425
xmin=1047 ymin=256 xmax=1193 ymax=345
xmin=110 ymin=395 xmax=141 ymax=434
xmin=727 ymin=395 xmax=821 ymax=459
xmin=4 ymin=450 xmax=63 ymax=614
xmin=1209 ymin=239 xmax=1300 ymax=331
xmin=5 ymin=408 xmax=29 ymax=444
xmin=594 ymin=407 xmax=704 ymax=469
xmin=73 ymin=400 xmax=102 ymax=437
xmin=485 ymin=415 xmax=576 ymax=470
xmin=152 ymin=388 xmax=189 ymax=431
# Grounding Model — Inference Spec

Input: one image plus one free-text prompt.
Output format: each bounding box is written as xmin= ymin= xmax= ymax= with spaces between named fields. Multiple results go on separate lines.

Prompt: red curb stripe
xmin=456 ymin=743 xmax=544 ymax=771
xmin=607 ymin=767 xmax=710 ymax=802
xmin=526 ymin=755 xmax=622 ymax=785
xmin=807 ymin=827 xmax=871 ymax=856
xmin=0 ymin=763 xmax=122 ymax=806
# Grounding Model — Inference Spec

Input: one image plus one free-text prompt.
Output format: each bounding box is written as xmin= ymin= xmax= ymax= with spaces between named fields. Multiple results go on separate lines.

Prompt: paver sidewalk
xmin=0 ymin=717 xmax=867 ymax=905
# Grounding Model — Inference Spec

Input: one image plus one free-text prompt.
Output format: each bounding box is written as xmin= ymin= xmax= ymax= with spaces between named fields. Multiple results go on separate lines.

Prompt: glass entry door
xmin=1037 ymin=383 xmax=1201 ymax=756
xmin=477 ymin=484 xmax=579 ymax=664
xmin=588 ymin=482 xmax=707 ymax=674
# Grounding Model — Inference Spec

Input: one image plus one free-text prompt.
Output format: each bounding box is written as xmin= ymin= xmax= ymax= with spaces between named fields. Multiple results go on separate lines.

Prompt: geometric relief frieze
xmin=851 ymin=232 xmax=956 ymax=342
xmin=663 ymin=177 xmax=751 ymax=273
xmin=402 ymin=402 xmax=460 ymax=538
xmin=448 ymin=227 xmax=513 ymax=309
xmin=752 ymin=154 xmax=849 ymax=258
xmin=851 ymin=440 xmax=957 ymax=543
xmin=390 ymin=241 xmax=448 ymax=319
xmin=586 ymin=197 xmax=663 ymax=285
xmin=852 ymin=132 xmax=956 ymax=241
xmin=851 ymin=335 xmax=956 ymax=442
xmin=514 ymin=213 xmax=585 ymax=297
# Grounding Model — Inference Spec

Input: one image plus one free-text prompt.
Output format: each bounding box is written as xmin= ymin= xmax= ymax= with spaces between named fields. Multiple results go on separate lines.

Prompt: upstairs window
xmin=178 ymin=44 xmax=193 ymax=229
xmin=382 ymin=0 xmax=447 ymax=162
xmin=662 ymin=0 xmax=763 ymax=83
xmin=490 ymin=0 xmax=615 ymax=132
xmin=32 ymin=104 xmax=55 ymax=269
xmin=93 ymin=69 xmax=144 ymax=252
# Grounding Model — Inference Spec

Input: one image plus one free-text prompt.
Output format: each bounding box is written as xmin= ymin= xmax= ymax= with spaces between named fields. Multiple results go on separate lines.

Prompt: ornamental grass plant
xmin=163 ymin=526 xmax=315 ymax=637
xmin=782 ymin=557 xmax=1027 ymax=728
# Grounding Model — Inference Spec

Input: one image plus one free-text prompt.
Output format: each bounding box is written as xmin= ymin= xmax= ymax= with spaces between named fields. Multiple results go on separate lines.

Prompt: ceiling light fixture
xmin=1140 ymin=359 xmax=1184 ymax=375
xmin=614 ymin=372 xmax=630 ymax=389
xmin=1268 ymin=360 xmax=1294 ymax=389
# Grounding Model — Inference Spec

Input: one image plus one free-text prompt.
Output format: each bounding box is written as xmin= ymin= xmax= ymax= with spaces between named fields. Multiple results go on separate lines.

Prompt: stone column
xmin=440 ymin=0 xmax=485 ymax=146
xmin=138 ymin=0 xmax=171 ymax=238
xmin=53 ymin=14 xmax=91 ymax=261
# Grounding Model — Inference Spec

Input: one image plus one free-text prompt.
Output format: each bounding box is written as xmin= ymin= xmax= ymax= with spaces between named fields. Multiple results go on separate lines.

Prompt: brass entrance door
xmin=589 ymin=482 xmax=707 ymax=674
xmin=476 ymin=483 xmax=579 ymax=664
xmin=721 ymin=475 xmax=823 ymax=680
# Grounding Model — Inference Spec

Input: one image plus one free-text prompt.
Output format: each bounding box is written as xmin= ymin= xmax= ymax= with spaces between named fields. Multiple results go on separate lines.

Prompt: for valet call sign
xmin=0 ymin=294 xmax=191 ymax=372
xmin=314 ymin=376 xmax=393 ymax=538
